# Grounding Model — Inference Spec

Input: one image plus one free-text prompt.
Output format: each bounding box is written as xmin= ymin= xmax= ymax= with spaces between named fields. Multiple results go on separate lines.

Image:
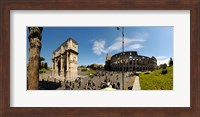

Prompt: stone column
xmin=135 ymin=59 xmax=137 ymax=72
xmin=142 ymin=59 xmax=144 ymax=71
xmin=66 ymin=51 xmax=69 ymax=80
xmin=132 ymin=59 xmax=134 ymax=71
xmin=60 ymin=54 xmax=64 ymax=81
xmin=52 ymin=59 xmax=54 ymax=77
xmin=28 ymin=27 xmax=43 ymax=90
xmin=69 ymin=52 xmax=71 ymax=81
xmin=55 ymin=58 xmax=58 ymax=77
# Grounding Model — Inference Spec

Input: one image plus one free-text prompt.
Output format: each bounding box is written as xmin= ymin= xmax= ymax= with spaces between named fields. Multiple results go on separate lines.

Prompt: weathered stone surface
xmin=28 ymin=27 xmax=43 ymax=90
xmin=105 ymin=51 xmax=157 ymax=72
xmin=52 ymin=38 xmax=78 ymax=81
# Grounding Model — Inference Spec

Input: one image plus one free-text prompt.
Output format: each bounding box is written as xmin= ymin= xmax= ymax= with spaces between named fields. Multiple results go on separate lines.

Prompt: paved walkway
xmin=124 ymin=76 xmax=135 ymax=90
xmin=132 ymin=76 xmax=141 ymax=90
xmin=39 ymin=72 xmax=139 ymax=90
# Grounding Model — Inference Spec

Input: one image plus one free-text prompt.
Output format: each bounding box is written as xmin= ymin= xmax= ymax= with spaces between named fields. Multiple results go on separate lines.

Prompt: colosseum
xmin=105 ymin=51 xmax=157 ymax=72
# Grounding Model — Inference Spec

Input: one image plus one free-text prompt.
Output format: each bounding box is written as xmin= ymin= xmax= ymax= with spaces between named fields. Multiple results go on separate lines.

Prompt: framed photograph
xmin=27 ymin=26 xmax=173 ymax=91
xmin=1 ymin=0 xmax=200 ymax=117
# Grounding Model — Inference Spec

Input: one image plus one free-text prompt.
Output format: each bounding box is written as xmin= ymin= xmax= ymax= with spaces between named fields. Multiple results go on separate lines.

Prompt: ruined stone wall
xmin=109 ymin=51 xmax=157 ymax=72
xmin=52 ymin=38 xmax=78 ymax=81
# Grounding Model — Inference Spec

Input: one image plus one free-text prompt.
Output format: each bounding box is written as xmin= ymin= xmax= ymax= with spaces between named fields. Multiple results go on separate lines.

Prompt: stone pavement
xmin=39 ymin=71 xmax=137 ymax=90
xmin=124 ymin=75 xmax=135 ymax=90
xmin=132 ymin=76 xmax=141 ymax=90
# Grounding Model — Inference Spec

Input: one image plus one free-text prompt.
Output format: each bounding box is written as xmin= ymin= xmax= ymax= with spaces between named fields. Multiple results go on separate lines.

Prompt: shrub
xmin=87 ymin=70 xmax=96 ymax=75
xmin=39 ymin=68 xmax=47 ymax=74
xmin=161 ymin=69 xmax=168 ymax=74
xmin=81 ymin=68 xmax=87 ymax=72
xmin=134 ymin=72 xmax=140 ymax=76
xmin=160 ymin=63 xmax=167 ymax=69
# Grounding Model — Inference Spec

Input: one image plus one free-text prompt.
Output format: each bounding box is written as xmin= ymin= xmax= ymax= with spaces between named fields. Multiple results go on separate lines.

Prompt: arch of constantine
xmin=52 ymin=38 xmax=78 ymax=81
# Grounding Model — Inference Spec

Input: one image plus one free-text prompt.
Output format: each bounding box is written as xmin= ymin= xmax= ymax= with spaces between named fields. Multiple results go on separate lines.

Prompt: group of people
xmin=64 ymin=78 xmax=82 ymax=90
xmin=63 ymin=71 xmax=135 ymax=90
xmin=64 ymin=80 xmax=74 ymax=90
xmin=85 ymin=80 xmax=96 ymax=90
xmin=100 ymin=78 xmax=120 ymax=89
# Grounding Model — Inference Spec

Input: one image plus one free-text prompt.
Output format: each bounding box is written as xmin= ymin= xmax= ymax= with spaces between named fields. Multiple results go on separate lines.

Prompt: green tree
xmin=169 ymin=57 xmax=173 ymax=67
xmin=160 ymin=63 xmax=167 ymax=69
xmin=40 ymin=57 xmax=45 ymax=61
xmin=39 ymin=57 xmax=45 ymax=69
xmin=44 ymin=62 xmax=48 ymax=69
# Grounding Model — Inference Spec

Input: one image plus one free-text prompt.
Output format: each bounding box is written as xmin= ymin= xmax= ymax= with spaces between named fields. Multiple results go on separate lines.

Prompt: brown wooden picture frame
xmin=0 ymin=0 xmax=200 ymax=117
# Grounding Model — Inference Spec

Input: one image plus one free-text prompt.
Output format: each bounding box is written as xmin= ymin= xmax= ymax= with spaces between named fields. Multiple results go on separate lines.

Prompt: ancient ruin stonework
xmin=105 ymin=51 xmax=157 ymax=72
xmin=52 ymin=38 xmax=78 ymax=81
xmin=28 ymin=27 xmax=43 ymax=90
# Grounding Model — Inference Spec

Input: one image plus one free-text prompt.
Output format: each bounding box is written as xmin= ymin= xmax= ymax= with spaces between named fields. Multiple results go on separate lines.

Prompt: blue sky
xmin=27 ymin=27 xmax=173 ymax=66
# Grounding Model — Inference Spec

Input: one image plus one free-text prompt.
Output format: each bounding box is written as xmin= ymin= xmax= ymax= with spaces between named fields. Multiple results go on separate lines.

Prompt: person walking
xmin=72 ymin=83 xmax=74 ymax=89
xmin=117 ymin=82 xmax=120 ymax=89
xmin=78 ymin=80 xmax=81 ymax=88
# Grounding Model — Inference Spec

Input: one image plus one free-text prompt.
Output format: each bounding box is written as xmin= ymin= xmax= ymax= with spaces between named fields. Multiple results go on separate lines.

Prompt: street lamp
xmin=117 ymin=27 xmax=125 ymax=90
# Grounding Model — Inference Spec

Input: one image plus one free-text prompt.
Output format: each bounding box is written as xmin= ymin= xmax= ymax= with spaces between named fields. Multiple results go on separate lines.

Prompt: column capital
xmin=28 ymin=27 xmax=43 ymax=50
xmin=28 ymin=27 xmax=43 ymax=40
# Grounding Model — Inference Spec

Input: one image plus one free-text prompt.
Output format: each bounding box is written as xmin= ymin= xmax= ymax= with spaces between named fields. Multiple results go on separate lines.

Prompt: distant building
xmin=90 ymin=64 xmax=104 ymax=70
xmin=104 ymin=54 xmax=111 ymax=71
xmin=105 ymin=51 xmax=157 ymax=72
xmin=52 ymin=38 xmax=78 ymax=81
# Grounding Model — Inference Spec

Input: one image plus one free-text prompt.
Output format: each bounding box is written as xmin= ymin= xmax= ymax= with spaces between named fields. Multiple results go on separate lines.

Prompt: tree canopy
xmin=169 ymin=57 xmax=173 ymax=67
xmin=40 ymin=57 xmax=45 ymax=61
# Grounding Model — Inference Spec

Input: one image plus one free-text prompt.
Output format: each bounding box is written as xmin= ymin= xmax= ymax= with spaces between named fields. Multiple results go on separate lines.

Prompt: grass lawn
xmin=39 ymin=68 xmax=48 ymax=73
xmin=139 ymin=66 xmax=173 ymax=90
xmin=87 ymin=69 xmax=96 ymax=75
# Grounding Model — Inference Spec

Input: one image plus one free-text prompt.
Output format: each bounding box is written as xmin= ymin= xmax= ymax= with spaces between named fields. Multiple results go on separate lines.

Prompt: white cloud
xmin=95 ymin=63 xmax=105 ymax=66
xmin=157 ymin=58 xmax=170 ymax=66
xmin=92 ymin=36 xmax=146 ymax=55
xmin=92 ymin=40 xmax=107 ymax=55
xmin=133 ymin=32 xmax=149 ymax=39
xmin=156 ymin=56 xmax=167 ymax=60
xmin=107 ymin=40 xmax=121 ymax=52
xmin=156 ymin=56 xmax=170 ymax=66
xmin=128 ymin=44 xmax=143 ymax=50
xmin=107 ymin=37 xmax=146 ymax=52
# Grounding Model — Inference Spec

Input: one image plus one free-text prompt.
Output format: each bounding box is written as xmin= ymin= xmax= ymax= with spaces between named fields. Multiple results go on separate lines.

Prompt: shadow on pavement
xmin=39 ymin=80 xmax=62 ymax=90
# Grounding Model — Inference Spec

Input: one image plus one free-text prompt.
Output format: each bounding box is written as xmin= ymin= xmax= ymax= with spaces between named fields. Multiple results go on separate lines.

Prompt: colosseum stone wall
xmin=105 ymin=51 xmax=157 ymax=72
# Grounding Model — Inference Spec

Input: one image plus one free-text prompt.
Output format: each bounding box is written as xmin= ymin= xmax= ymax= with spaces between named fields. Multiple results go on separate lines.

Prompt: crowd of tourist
xmin=63 ymin=71 xmax=135 ymax=90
